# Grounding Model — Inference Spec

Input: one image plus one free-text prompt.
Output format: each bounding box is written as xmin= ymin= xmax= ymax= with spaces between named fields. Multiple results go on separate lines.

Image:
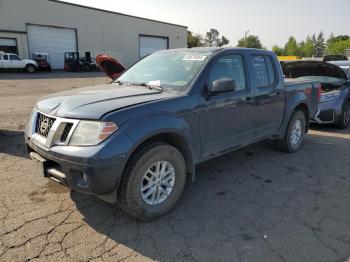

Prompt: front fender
xmin=122 ymin=113 xmax=199 ymax=172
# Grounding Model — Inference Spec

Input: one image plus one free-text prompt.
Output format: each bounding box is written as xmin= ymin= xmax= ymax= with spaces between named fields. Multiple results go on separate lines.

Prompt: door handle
xmin=243 ymin=97 xmax=252 ymax=103
xmin=269 ymin=92 xmax=280 ymax=97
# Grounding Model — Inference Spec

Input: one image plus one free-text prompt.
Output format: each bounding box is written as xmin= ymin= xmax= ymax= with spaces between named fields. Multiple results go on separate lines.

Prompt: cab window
xmin=252 ymin=56 xmax=269 ymax=88
xmin=252 ymin=55 xmax=276 ymax=87
xmin=209 ymin=55 xmax=246 ymax=91
xmin=10 ymin=55 xmax=20 ymax=61
xmin=3 ymin=55 xmax=8 ymax=60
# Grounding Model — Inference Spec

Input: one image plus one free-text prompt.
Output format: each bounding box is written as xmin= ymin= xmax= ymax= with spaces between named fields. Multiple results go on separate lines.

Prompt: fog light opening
xmin=72 ymin=170 xmax=89 ymax=188
xmin=82 ymin=173 xmax=88 ymax=185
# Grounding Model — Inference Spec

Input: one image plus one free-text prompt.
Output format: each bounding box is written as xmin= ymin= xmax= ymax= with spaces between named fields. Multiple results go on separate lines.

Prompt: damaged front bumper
xmin=311 ymin=90 xmax=348 ymax=124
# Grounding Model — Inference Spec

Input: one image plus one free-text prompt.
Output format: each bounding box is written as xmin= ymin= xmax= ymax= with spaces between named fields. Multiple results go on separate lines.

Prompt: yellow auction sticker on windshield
xmin=183 ymin=55 xmax=207 ymax=61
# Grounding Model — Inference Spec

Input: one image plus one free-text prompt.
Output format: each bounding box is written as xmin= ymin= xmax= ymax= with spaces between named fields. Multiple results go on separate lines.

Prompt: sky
xmin=65 ymin=0 xmax=350 ymax=49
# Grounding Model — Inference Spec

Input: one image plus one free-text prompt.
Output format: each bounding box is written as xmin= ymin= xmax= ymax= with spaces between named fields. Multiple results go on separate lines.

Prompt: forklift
xmin=64 ymin=52 xmax=80 ymax=72
xmin=64 ymin=52 xmax=98 ymax=72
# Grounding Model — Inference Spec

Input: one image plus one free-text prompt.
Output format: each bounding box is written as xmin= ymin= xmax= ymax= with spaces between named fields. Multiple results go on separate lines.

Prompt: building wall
xmin=0 ymin=31 xmax=29 ymax=59
xmin=0 ymin=0 xmax=187 ymax=66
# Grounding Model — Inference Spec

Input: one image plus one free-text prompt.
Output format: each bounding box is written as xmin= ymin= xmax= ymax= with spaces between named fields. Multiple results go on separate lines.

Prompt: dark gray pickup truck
xmin=26 ymin=48 xmax=320 ymax=220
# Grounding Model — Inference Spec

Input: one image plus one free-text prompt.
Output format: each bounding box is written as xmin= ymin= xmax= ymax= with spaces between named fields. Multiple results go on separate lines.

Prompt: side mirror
xmin=210 ymin=78 xmax=236 ymax=94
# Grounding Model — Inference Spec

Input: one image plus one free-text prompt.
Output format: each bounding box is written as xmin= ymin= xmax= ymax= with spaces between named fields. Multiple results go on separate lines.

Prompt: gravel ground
xmin=0 ymin=72 xmax=350 ymax=262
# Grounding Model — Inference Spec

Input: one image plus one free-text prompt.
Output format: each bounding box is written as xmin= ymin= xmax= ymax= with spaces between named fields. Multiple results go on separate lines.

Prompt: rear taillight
xmin=317 ymin=84 xmax=322 ymax=102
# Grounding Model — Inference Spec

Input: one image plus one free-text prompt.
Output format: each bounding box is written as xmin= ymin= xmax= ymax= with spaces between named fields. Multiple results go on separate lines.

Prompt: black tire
xmin=25 ymin=64 xmax=36 ymax=73
xmin=118 ymin=143 xmax=186 ymax=221
xmin=336 ymin=103 xmax=350 ymax=129
xmin=276 ymin=110 xmax=306 ymax=153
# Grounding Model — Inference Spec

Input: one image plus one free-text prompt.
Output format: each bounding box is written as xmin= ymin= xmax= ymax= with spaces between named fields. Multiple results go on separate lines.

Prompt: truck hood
xmin=36 ymin=84 xmax=175 ymax=119
xmin=24 ymin=59 xmax=38 ymax=65
xmin=282 ymin=61 xmax=348 ymax=80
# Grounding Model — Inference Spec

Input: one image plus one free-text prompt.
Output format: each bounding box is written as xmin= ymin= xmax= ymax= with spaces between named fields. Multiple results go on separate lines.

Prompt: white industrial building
xmin=0 ymin=0 xmax=187 ymax=69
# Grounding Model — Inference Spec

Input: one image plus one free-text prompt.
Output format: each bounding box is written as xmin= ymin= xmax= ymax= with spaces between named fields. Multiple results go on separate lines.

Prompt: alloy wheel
xmin=140 ymin=161 xmax=175 ymax=206
xmin=290 ymin=119 xmax=302 ymax=145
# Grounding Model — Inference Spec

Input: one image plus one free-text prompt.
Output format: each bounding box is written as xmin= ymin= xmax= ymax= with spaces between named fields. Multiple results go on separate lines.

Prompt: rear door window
xmin=252 ymin=55 xmax=276 ymax=88
xmin=265 ymin=56 xmax=276 ymax=84
xmin=252 ymin=56 xmax=269 ymax=88
xmin=3 ymin=55 xmax=8 ymax=60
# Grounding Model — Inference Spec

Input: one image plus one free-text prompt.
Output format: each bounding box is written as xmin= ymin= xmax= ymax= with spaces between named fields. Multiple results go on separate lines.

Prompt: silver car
xmin=329 ymin=60 xmax=350 ymax=79
xmin=282 ymin=60 xmax=350 ymax=128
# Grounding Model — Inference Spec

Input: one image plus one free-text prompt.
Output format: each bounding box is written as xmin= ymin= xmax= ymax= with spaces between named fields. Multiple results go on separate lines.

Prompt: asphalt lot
xmin=1 ymin=71 xmax=350 ymax=262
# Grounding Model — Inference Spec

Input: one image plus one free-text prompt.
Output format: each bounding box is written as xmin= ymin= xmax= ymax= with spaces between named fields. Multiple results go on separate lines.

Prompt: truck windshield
xmin=115 ymin=51 xmax=211 ymax=92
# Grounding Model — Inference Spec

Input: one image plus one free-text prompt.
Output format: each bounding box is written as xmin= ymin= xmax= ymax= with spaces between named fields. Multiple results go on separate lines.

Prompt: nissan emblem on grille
xmin=35 ymin=113 xmax=56 ymax=137
xmin=40 ymin=118 xmax=50 ymax=134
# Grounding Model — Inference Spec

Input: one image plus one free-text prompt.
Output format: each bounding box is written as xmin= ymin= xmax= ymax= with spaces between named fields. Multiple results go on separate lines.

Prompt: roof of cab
xmin=158 ymin=47 xmax=274 ymax=55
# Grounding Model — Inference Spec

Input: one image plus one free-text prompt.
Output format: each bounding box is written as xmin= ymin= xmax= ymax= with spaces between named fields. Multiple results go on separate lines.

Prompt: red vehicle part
xmin=96 ymin=54 xmax=126 ymax=79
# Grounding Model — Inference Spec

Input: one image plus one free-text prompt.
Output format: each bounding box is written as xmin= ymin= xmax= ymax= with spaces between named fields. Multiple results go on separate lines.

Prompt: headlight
xmin=320 ymin=90 xmax=341 ymax=103
xmin=26 ymin=109 xmax=37 ymax=135
xmin=69 ymin=121 xmax=118 ymax=146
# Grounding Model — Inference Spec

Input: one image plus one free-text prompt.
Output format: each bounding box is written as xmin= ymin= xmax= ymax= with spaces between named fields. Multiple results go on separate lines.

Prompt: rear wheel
xmin=25 ymin=64 xmax=36 ymax=73
xmin=276 ymin=110 xmax=306 ymax=153
xmin=118 ymin=143 xmax=186 ymax=221
xmin=336 ymin=103 xmax=350 ymax=129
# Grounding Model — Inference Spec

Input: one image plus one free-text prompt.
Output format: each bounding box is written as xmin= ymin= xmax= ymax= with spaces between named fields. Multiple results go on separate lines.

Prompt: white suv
xmin=0 ymin=52 xmax=38 ymax=73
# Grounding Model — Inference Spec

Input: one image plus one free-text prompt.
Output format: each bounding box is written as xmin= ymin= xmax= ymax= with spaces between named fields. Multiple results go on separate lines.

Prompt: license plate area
xmin=30 ymin=152 xmax=48 ymax=177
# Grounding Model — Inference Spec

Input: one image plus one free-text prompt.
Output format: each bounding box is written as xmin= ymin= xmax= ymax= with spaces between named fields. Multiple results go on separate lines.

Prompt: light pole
xmin=244 ymin=30 xmax=249 ymax=47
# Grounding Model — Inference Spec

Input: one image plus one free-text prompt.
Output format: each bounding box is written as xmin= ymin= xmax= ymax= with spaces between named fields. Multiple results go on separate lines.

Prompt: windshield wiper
xmin=113 ymin=80 xmax=124 ymax=85
xmin=126 ymin=82 xmax=163 ymax=92
xmin=139 ymin=82 xmax=163 ymax=92
xmin=115 ymin=81 xmax=164 ymax=91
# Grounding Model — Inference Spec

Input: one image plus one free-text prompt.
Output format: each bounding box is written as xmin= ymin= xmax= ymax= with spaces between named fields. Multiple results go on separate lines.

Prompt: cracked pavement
xmin=1 ymin=72 xmax=350 ymax=262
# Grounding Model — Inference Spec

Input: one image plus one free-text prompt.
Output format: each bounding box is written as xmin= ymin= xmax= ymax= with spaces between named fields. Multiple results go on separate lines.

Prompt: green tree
xmin=203 ymin=28 xmax=229 ymax=47
xmin=237 ymin=35 xmax=263 ymax=49
xmin=187 ymin=31 xmax=203 ymax=47
xmin=314 ymin=31 xmax=326 ymax=57
xmin=327 ymin=39 xmax=350 ymax=55
xmin=298 ymin=36 xmax=314 ymax=57
xmin=327 ymin=33 xmax=335 ymax=45
xmin=272 ymin=45 xmax=284 ymax=56
xmin=284 ymin=36 xmax=298 ymax=56
xmin=327 ymin=34 xmax=349 ymax=44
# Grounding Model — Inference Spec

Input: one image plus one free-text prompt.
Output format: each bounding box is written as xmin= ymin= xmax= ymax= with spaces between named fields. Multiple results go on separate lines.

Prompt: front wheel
xmin=25 ymin=64 xmax=36 ymax=73
xmin=336 ymin=104 xmax=350 ymax=129
xmin=276 ymin=110 xmax=306 ymax=153
xmin=118 ymin=143 xmax=186 ymax=221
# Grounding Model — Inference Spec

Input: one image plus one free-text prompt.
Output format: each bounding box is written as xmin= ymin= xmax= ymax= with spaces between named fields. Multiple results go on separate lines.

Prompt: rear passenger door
xmin=250 ymin=55 xmax=285 ymax=138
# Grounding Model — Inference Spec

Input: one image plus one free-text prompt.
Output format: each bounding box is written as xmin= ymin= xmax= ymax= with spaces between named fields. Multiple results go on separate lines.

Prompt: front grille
xmin=60 ymin=123 xmax=73 ymax=142
xmin=35 ymin=113 xmax=56 ymax=137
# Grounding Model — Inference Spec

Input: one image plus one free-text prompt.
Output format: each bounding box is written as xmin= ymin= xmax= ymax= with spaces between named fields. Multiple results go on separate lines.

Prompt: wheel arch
xmin=122 ymin=131 xmax=195 ymax=184
xmin=276 ymin=101 xmax=310 ymax=139
xmin=25 ymin=63 xmax=37 ymax=72
xmin=294 ymin=103 xmax=310 ymax=133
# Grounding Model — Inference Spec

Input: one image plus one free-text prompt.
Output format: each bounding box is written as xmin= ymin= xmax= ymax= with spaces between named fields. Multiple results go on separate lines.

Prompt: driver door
xmin=9 ymin=54 xmax=23 ymax=69
xmin=198 ymin=54 xmax=255 ymax=158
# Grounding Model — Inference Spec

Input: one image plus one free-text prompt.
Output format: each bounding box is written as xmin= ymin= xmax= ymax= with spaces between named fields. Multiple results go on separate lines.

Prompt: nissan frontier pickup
xmin=26 ymin=48 xmax=320 ymax=220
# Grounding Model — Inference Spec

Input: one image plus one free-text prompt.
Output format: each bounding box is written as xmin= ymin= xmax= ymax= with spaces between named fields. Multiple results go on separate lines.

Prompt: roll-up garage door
xmin=139 ymin=36 xmax=168 ymax=59
xmin=0 ymin=38 xmax=18 ymax=54
xmin=27 ymin=25 xmax=77 ymax=69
